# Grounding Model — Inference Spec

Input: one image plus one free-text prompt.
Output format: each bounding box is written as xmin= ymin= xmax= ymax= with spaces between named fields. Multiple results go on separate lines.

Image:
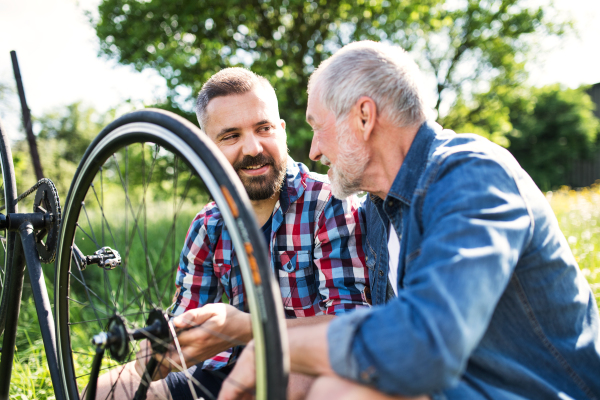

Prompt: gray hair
xmin=308 ymin=41 xmax=431 ymax=127
xmin=195 ymin=68 xmax=278 ymax=130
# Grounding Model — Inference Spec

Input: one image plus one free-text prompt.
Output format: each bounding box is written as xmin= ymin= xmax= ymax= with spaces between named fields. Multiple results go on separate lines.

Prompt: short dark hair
xmin=195 ymin=68 xmax=275 ymax=129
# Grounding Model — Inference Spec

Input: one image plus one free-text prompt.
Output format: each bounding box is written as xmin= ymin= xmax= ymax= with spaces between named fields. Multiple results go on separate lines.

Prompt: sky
xmin=0 ymin=0 xmax=599 ymax=142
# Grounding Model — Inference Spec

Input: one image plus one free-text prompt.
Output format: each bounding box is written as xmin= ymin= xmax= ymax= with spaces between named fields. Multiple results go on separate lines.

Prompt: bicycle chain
xmin=0 ymin=178 xmax=62 ymax=263
xmin=0 ymin=178 xmax=57 ymax=211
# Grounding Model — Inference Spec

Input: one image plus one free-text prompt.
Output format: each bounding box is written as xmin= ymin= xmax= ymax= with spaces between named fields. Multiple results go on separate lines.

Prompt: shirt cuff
xmin=327 ymin=307 xmax=373 ymax=382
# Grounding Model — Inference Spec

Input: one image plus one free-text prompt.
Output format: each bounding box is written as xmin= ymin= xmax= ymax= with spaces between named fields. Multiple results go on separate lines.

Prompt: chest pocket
xmin=277 ymin=250 xmax=318 ymax=310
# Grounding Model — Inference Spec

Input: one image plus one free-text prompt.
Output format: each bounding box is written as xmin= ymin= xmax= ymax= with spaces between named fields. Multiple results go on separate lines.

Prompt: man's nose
xmin=309 ymin=133 xmax=321 ymax=162
xmin=242 ymin=133 xmax=263 ymax=157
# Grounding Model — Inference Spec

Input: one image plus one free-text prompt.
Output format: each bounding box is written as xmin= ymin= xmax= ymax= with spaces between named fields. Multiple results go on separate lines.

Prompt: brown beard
xmin=232 ymin=153 xmax=287 ymax=200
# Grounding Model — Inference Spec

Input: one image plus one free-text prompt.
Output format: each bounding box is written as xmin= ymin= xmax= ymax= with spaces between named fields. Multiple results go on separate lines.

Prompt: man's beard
xmin=323 ymin=119 xmax=370 ymax=199
xmin=233 ymin=153 xmax=287 ymax=201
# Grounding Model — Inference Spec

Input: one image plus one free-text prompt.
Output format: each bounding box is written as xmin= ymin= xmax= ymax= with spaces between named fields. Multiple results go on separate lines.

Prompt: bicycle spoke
xmin=81 ymin=204 xmax=100 ymax=247
xmin=71 ymin=253 xmax=113 ymax=328
xmin=111 ymin=149 xmax=162 ymax=308
xmin=68 ymin=270 xmax=113 ymax=311
xmin=90 ymin=184 xmax=119 ymax=250
xmin=76 ymin=222 xmax=100 ymax=249
xmin=154 ymin=173 xmax=194 ymax=305
xmin=102 ymin=266 xmax=118 ymax=313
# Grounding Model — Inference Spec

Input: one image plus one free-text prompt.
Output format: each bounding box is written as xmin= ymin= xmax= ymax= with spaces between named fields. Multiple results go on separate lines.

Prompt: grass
xmin=546 ymin=185 xmax=600 ymax=306
xmin=3 ymin=185 xmax=600 ymax=399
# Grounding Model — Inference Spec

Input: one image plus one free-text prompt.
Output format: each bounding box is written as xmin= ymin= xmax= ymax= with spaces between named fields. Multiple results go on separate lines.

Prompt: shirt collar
xmin=279 ymin=156 xmax=305 ymax=214
xmin=386 ymin=120 xmax=440 ymax=206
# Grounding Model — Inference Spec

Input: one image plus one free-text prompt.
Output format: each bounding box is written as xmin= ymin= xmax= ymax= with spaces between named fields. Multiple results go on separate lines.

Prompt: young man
xmin=97 ymin=68 xmax=369 ymax=400
xmin=220 ymin=41 xmax=600 ymax=400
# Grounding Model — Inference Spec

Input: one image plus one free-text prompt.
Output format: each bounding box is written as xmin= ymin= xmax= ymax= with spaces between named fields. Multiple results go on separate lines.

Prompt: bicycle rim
xmin=55 ymin=110 xmax=288 ymax=400
xmin=0 ymin=120 xmax=18 ymax=336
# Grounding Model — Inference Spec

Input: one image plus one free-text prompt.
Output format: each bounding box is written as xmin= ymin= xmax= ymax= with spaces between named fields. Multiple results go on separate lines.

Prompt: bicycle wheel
xmin=55 ymin=109 xmax=288 ymax=400
xmin=0 ymin=119 xmax=18 ymax=336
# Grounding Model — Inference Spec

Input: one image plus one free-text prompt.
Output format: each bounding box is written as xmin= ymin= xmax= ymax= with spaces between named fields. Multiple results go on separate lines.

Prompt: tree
xmin=93 ymin=0 xmax=569 ymax=167
xmin=11 ymin=102 xmax=115 ymax=198
xmin=0 ymin=80 xmax=15 ymax=123
xmin=504 ymin=85 xmax=600 ymax=191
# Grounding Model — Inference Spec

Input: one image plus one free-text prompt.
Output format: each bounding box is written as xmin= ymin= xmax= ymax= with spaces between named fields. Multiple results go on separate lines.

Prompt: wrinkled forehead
xmin=306 ymin=85 xmax=332 ymax=126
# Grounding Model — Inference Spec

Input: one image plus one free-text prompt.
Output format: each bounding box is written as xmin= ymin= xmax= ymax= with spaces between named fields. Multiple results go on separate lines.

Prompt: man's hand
xmin=134 ymin=303 xmax=252 ymax=381
xmin=217 ymin=341 xmax=257 ymax=400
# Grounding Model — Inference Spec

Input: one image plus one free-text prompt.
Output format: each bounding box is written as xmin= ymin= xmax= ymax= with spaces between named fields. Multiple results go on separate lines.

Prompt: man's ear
xmin=280 ymin=119 xmax=286 ymax=131
xmin=354 ymin=97 xmax=376 ymax=142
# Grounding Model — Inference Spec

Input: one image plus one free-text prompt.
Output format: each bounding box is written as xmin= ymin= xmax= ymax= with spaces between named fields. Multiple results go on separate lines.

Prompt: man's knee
xmin=288 ymin=372 xmax=316 ymax=400
xmin=95 ymin=361 xmax=171 ymax=400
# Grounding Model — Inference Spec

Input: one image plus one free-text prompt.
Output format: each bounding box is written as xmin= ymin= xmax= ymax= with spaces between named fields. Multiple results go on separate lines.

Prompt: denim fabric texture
xmin=328 ymin=121 xmax=600 ymax=399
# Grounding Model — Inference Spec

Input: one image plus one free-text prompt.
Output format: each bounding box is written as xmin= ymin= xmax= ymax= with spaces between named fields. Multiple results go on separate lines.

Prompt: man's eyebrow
xmin=254 ymin=119 xmax=272 ymax=127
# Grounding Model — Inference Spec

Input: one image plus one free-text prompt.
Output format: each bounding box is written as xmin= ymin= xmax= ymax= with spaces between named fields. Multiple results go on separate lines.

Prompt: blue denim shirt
xmin=328 ymin=121 xmax=600 ymax=399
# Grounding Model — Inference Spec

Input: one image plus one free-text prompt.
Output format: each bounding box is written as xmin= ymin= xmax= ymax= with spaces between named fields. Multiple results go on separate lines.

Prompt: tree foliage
xmin=506 ymin=85 xmax=600 ymax=191
xmin=445 ymin=84 xmax=600 ymax=190
xmin=11 ymin=103 xmax=210 ymax=207
xmin=12 ymin=103 xmax=114 ymax=198
xmin=93 ymin=0 xmax=569 ymax=168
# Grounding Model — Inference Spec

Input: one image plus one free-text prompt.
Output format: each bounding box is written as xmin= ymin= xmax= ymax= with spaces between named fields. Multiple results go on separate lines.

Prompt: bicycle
xmin=0 ymin=109 xmax=288 ymax=400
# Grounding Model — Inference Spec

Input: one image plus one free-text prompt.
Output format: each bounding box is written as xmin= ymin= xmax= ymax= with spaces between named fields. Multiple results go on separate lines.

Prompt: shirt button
xmin=365 ymin=256 xmax=369 ymax=261
xmin=379 ymin=270 xmax=384 ymax=277
xmin=388 ymin=201 xmax=394 ymax=207
xmin=360 ymin=371 xmax=371 ymax=382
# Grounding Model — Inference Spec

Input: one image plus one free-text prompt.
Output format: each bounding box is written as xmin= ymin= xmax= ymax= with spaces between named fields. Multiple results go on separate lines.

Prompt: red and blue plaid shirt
xmin=171 ymin=157 xmax=369 ymax=369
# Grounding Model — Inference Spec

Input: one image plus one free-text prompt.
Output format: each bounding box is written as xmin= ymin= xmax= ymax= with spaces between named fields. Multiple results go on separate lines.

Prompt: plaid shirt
xmin=171 ymin=157 xmax=369 ymax=369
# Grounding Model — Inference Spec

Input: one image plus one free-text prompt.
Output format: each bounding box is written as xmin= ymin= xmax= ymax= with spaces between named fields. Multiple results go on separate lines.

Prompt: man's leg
xmin=95 ymin=362 xmax=229 ymax=400
xmin=288 ymin=373 xmax=316 ymax=400
xmin=306 ymin=376 xmax=430 ymax=400
xmin=95 ymin=361 xmax=171 ymax=400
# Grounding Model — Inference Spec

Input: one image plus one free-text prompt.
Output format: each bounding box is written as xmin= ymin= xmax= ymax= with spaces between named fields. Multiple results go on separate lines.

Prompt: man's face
xmin=204 ymin=86 xmax=288 ymax=200
xmin=307 ymin=90 xmax=369 ymax=198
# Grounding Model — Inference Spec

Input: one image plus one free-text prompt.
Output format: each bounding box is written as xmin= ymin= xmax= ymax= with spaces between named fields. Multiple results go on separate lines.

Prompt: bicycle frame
xmin=0 ymin=213 xmax=66 ymax=400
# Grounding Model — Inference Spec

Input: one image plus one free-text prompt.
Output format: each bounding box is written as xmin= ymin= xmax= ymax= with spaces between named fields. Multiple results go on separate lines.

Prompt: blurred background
xmin=0 ymin=0 xmax=599 ymax=397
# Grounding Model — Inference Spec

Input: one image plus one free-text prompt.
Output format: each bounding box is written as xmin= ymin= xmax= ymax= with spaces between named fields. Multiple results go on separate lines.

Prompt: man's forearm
xmin=287 ymin=322 xmax=334 ymax=377
xmin=286 ymin=314 xmax=335 ymax=328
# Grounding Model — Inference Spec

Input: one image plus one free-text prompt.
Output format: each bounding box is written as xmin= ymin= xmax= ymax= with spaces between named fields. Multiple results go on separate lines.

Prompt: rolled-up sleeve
xmin=171 ymin=207 xmax=223 ymax=316
xmin=327 ymin=155 xmax=532 ymax=395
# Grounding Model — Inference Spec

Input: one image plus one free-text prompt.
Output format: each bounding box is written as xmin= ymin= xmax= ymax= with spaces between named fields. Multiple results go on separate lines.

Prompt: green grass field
xmin=5 ymin=186 xmax=600 ymax=399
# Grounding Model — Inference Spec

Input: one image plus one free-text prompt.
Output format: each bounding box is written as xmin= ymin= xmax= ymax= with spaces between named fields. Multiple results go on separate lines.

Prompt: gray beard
xmin=323 ymin=120 xmax=369 ymax=199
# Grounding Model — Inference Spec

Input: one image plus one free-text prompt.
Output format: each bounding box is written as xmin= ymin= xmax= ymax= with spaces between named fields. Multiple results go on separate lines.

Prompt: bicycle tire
xmin=54 ymin=109 xmax=288 ymax=400
xmin=0 ymin=120 xmax=18 ymax=336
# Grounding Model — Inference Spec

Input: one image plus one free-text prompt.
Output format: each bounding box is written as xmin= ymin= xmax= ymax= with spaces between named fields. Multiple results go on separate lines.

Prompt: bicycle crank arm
xmin=0 ymin=212 xmax=56 ymax=231
xmin=133 ymin=357 xmax=159 ymax=400
xmin=84 ymin=346 xmax=106 ymax=400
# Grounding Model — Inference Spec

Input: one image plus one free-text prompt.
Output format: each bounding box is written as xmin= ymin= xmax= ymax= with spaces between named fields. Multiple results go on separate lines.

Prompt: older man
xmin=96 ymin=68 xmax=369 ymax=400
xmin=220 ymin=41 xmax=600 ymax=400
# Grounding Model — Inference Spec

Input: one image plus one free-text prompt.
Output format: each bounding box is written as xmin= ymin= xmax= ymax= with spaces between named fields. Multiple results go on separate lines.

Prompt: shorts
xmin=165 ymin=364 xmax=232 ymax=400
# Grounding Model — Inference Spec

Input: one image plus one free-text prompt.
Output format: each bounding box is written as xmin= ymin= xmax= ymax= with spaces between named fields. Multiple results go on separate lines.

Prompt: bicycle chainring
xmin=33 ymin=180 xmax=61 ymax=263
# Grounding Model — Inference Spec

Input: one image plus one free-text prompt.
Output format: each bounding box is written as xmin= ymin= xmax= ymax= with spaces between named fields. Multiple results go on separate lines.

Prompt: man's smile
xmin=240 ymin=164 xmax=270 ymax=176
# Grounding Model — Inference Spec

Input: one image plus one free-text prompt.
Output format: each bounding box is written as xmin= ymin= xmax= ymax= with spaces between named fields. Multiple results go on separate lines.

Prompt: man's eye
xmin=223 ymin=134 xmax=238 ymax=141
xmin=259 ymin=126 xmax=272 ymax=132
